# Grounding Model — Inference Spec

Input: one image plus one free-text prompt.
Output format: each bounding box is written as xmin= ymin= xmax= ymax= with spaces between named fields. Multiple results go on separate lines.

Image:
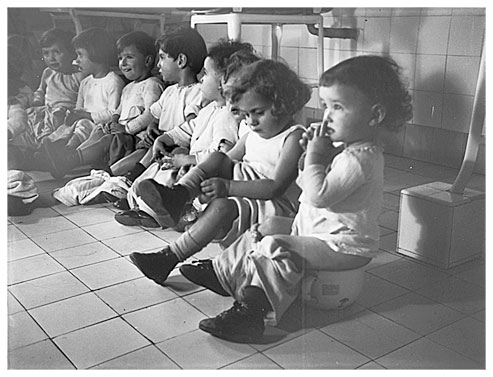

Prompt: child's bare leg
xmin=171 ymin=198 xmax=239 ymax=260
xmin=78 ymin=126 xmax=106 ymax=150
xmin=128 ymin=198 xmax=238 ymax=286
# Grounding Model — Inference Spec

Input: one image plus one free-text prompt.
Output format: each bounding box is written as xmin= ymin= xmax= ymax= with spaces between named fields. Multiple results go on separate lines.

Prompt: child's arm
xmin=32 ymin=68 xmax=50 ymax=106
xmin=201 ymin=129 xmax=303 ymax=201
xmin=124 ymin=79 xmax=164 ymax=135
xmin=300 ymin=124 xmax=364 ymax=207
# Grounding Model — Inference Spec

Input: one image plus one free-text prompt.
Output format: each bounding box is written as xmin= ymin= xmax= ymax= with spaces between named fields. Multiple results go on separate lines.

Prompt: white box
xmin=397 ymin=181 xmax=485 ymax=269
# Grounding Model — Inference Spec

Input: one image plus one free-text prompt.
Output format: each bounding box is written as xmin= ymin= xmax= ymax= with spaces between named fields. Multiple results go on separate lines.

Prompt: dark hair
xmin=229 ymin=59 xmax=311 ymax=117
xmin=320 ymin=55 xmax=413 ymax=130
xmin=207 ymin=40 xmax=254 ymax=77
xmin=39 ymin=28 xmax=75 ymax=52
xmin=156 ymin=26 xmax=207 ymax=74
xmin=224 ymin=49 xmax=261 ymax=83
xmin=72 ymin=27 xmax=116 ymax=65
xmin=116 ymin=31 xmax=156 ymax=66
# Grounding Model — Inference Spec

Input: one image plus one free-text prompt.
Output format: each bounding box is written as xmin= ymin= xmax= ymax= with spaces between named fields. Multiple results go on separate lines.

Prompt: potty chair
xmin=301 ymin=265 xmax=367 ymax=310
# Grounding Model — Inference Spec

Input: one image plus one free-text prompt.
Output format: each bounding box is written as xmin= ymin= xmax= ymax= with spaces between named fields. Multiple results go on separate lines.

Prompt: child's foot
xmin=129 ymin=246 xmax=178 ymax=285
xmin=135 ymin=179 xmax=189 ymax=228
xmin=114 ymin=209 xmax=160 ymax=228
xmin=199 ymin=301 xmax=265 ymax=343
xmin=179 ymin=260 xmax=230 ymax=296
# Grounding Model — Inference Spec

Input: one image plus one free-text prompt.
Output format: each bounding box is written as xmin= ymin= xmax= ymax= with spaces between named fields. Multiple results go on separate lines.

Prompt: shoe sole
xmin=179 ymin=265 xmax=230 ymax=297
xmin=137 ymin=180 xmax=177 ymax=228
xmin=129 ymin=253 xmax=166 ymax=285
xmin=114 ymin=213 xmax=160 ymax=228
xmin=199 ymin=322 xmax=262 ymax=344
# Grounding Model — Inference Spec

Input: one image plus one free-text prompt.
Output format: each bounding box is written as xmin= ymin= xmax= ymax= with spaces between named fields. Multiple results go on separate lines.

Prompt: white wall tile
xmin=298 ymin=47 xmax=318 ymax=82
xmin=412 ymin=90 xmax=443 ymax=127
xmin=279 ymin=25 xmax=301 ymax=48
xmin=414 ymin=54 xmax=446 ymax=92
xmin=279 ymin=46 xmax=299 ymax=74
xmin=365 ymin=8 xmax=392 ymax=17
xmin=242 ymin=24 xmax=271 ymax=46
xmin=362 ymin=17 xmax=391 ymax=53
xmin=390 ymin=16 xmax=419 ymax=54
xmin=442 ymin=93 xmax=474 ymax=133
xmin=448 ymin=16 xmax=485 ymax=56
xmin=421 ymin=8 xmax=453 ymax=16
xmin=417 ymin=16 xmax=451 ymax=55
xmin=444 ymin=55 xmax=481 ymax=95
xmin=391 ymin=8 xmax=421 ymax=17
xmin=452 ymin=8 xmax=485 ymax=16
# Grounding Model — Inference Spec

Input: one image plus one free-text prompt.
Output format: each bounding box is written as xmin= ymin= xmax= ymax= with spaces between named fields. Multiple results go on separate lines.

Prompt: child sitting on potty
xmin=179 ymin=55 xmax=413 ymax=343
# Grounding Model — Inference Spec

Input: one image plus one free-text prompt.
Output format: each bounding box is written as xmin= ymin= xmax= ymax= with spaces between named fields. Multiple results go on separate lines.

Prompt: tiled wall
xmin=195 ymin=8 xmax=485 ymax=173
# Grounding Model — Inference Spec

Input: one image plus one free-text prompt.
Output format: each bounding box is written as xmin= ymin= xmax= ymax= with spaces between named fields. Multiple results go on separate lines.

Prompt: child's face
xmin=234 ymin=89 xmax=285 ymax=139
xmin=73 ymin=47 xmax=97 ymax=76
xmin=318 ymin=84 xmax=375 ymax=144
xmin=156 ymin=48 xmax=180 ymax=83
xmin=118 ymin=45 xmax=151 ymax=82
xmin=42 ymin=43 xmax=73 ymax=73
xmin=200 ymin=57 xmax=222 ymax=101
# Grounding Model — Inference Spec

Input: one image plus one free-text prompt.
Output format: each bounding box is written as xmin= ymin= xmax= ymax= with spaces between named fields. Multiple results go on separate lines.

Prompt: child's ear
xmin=176 ymin=53 xmax=188 ymax=68
xmin=145 ymin=55 xmax=154 ymax=67
xmin=369 ymin=104 xmax=386 ymax=127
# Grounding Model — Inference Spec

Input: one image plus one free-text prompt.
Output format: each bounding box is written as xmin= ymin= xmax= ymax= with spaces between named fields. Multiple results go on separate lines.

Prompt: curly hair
xmin=319 ymin=55 xmax=412 ymax=130
xmin=72 ymin=27 xmax=116 ymax=65
xmin=207 ymin=39 xmax=255 ymax=76
xmin=229 ymin=59 xmax=311 ymax=117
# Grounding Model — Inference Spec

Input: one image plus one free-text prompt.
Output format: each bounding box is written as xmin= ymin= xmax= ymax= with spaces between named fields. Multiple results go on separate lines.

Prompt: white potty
xmin=301 ymin=266 xmax=366 ymax=310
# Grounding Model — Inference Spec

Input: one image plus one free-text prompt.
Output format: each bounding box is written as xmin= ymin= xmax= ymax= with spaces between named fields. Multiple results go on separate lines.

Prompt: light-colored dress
xmin=213 ymin=141 xmax=384 ymax=324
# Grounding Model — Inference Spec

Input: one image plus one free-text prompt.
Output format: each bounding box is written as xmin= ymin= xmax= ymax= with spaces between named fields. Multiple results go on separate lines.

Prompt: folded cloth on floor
xmin=53 ymin=169 xmax=131 ymax=206
xmin=7 ymin=170 xmax=39 ymax=204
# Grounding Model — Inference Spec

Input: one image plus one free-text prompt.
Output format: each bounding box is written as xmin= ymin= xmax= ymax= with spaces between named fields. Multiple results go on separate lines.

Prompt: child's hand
xmin=218 ymin=139 xmax=234 ymax=153
xmin=305 ymin=121 xmax=335 ymax=166
xmin=143 ymin=123 xmax=160 ymax=146
xmin=299 ymin=126 xmax=315 ymax=151
xmin=200 ymin=178 xmax=230 ymax=201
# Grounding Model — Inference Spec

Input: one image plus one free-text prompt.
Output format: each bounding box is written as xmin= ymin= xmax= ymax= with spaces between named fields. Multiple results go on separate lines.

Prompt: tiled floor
xmin=7 ymin=154 xmax=486 ymax=369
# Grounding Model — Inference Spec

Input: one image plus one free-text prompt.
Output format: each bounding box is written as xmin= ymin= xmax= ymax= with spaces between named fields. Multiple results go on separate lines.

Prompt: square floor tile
xmin=123 ymin=298 xmax=206 ymax=343
xmin=96 ymin=277 xmax=178 ymax=314
xmin=8 ymin=225 xmax=28 ymax=242
xmin=376 ymin=337 xmax=482 ymax=369
xmin=8 ymin=292 xmax=24 ymax=315
xmin=150 ymin=228 xmax=184 ymax=243
xmin=182 ymin=289 xmax=235 ymax=318
xmin=29 ymin=292 xmax=117 ymax=337
xmin=378 ymin=209 xmax=399 ymax=231
xmin=157 ymin=329 xmax=257 ymax=369
xmin=8 ymin=207 xmax=60 ymax=225
xmin=415 ymin=276 xmax=484 ymax=315
xmin=51 ymin=202 xmax=96 ymax=215
xmin=371 ymin=292 xmax=466 ymax=336
xmin=14 ymin=215 xmax=77 ymax=238
xmin=102 ymin=232 xmax=167 ymax=255
xmin=161 ymin=270 xmax=204 ymax=297
xmin=82 ymin=220 xmax=145 ymax=241
xmin=8 ymin=311 xmax=48 ymax=351
xmin=264 ymin=330 xmax=370 ymax=368
xmin=356 ymin=273 xmax=410 ymax=308
xmin=8 ymin=238 xmax=46 ymax=261
xmin=221 ymin=353 xmax=282 ymax=369
xmin=382 ymin=192 xmax=401 ymax=211
xmin=54 ymin=318 xmax=150 ymax=369
xmin=31 ymin=228 xmax=96 ymax=252
xmin=320 ymin=309 xmax=420 ymax=359
xmin=8 ymin=254 xmax=65 ymax=285
xmin=367 ymin=259 xmax=450 ymax=291
xmin=91 ymin=345 xmax=179 ymax=369
xmin=378 ymin=232 xmax=398 ymax=254
xmin=49 ymin=242 xmax=120 ymax=270
xmin=426 ymin=317 xmax=485 ymax=364
xmin=8 ymin=339 xmax=75 ymax=369
xmin=9 ymin=271 xmax=89 ymax=310
xmin=63 ymin=208 xmax=116 ymax=227
xmin=70 ymin=257 xmax=143 ymax=290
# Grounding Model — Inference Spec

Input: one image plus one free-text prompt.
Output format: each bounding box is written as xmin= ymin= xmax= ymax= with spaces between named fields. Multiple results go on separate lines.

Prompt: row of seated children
xmin=7 ymin=23 xmax=413 ymax=345
xmin=125 ymin=55 xmax=413 ymax=343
